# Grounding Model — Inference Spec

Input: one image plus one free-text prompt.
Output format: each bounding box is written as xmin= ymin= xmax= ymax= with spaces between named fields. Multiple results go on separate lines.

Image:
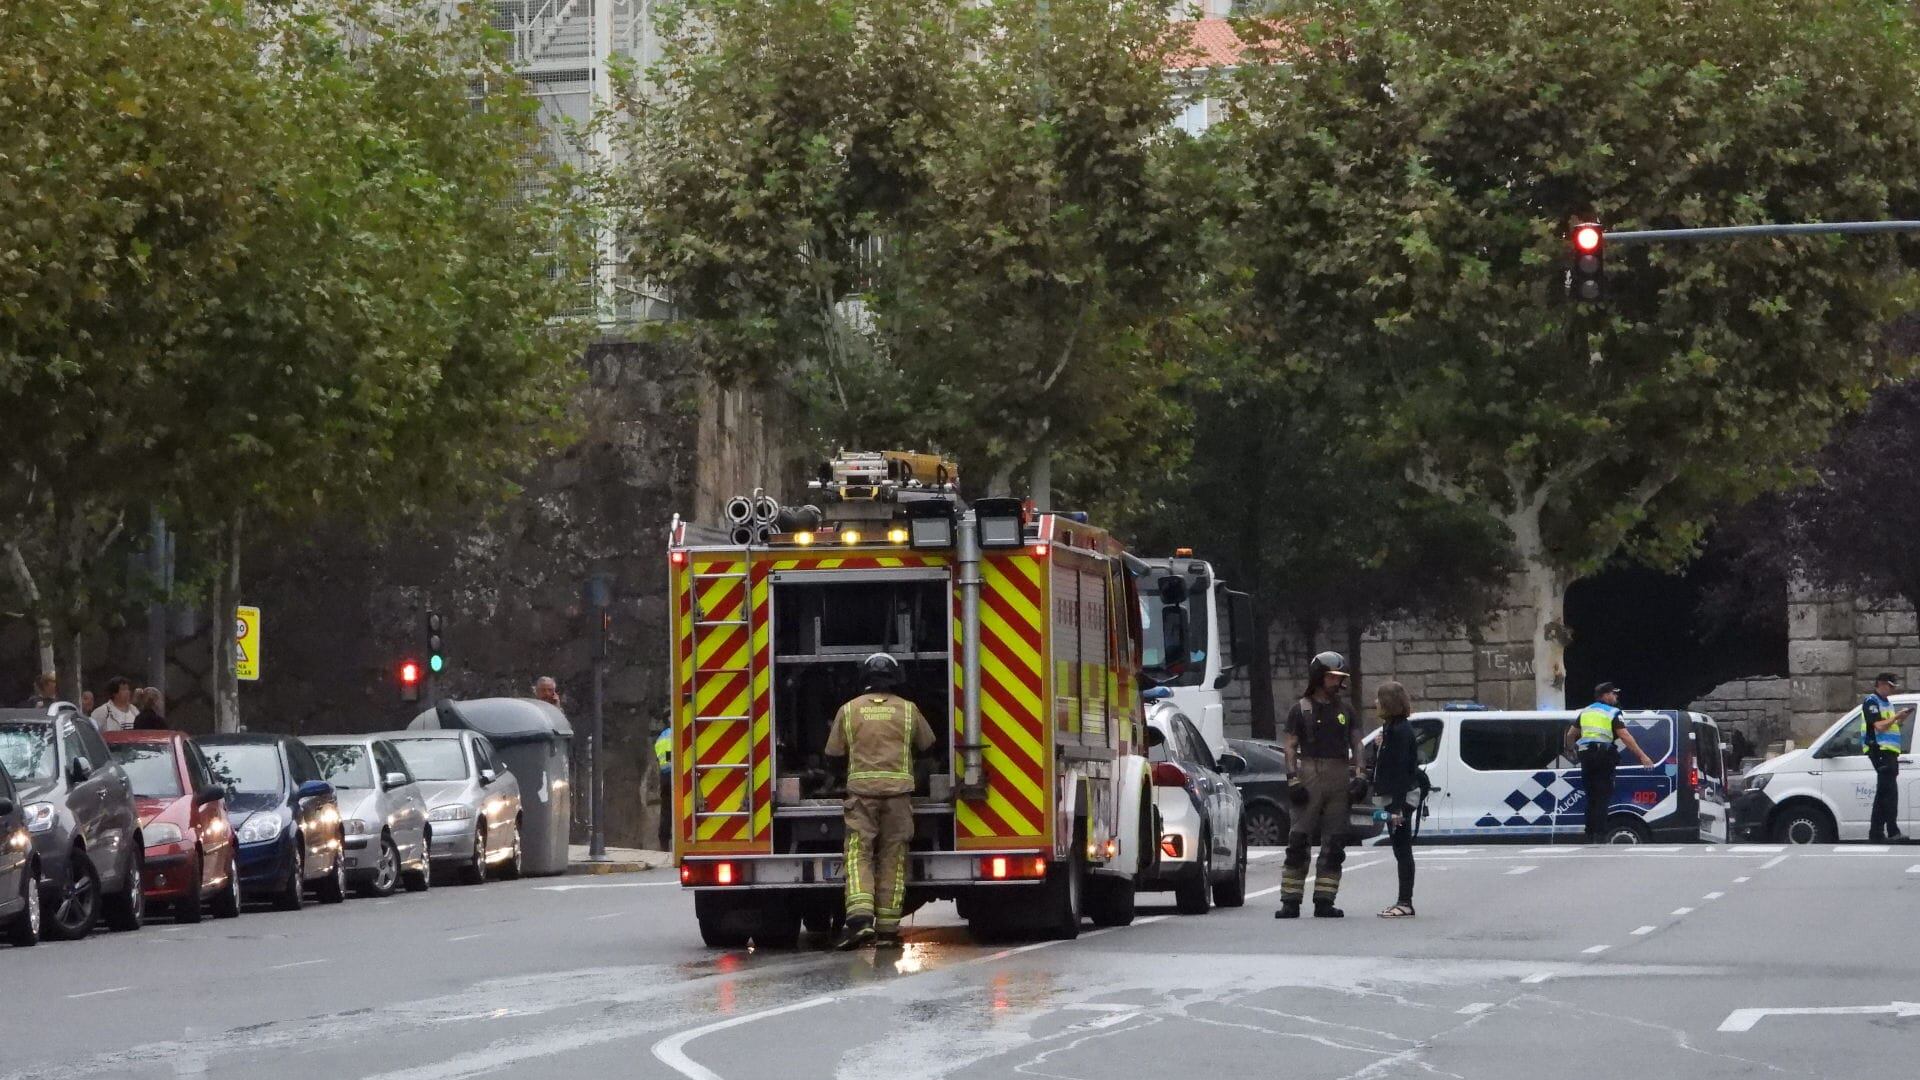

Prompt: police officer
xmin=1863 ymin=672 xmax=1910 ymax=843
xmin=1571 ymin=682 xmax=1654 ymax=843
xmin=826 ymin=653 xmax=935 ymax=949
xmin=1276 ymin=651 xmax=1362 ymax=919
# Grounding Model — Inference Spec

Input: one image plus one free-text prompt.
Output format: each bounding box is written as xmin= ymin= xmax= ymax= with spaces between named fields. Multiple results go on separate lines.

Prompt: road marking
xmin=1734 ymin=877 xmax=1751 ymax=883
xmin=1908 ymin=865 xmax=1920 ymax=874
xmin=1630 ymin=925 xmax=1656 ymax=936
xmin=1456 ymin=1002 xmax=1495 ymax=1016
xmin=587 ymin=911 xmax=625 ymax=920
xmin=1248 ymin=849 xmax=1281 ymax=861
xmin=1248 ymin=857 xmax=1386 ymax=900
xmin=1671 ymin=907 xmax=1694 ymax=916
xmin=1759 ymin=854 xmax=1790 ymax=870
xmin=270 ymin=959 xmax=329 ymax=970
xmin=1582 ymin=945 xmax=1610 ymax=955
xmin=447 ymin=933 xmax=484 ymax=942
xmin=1702 ymin=891 xmax=1725 ymax=901
xmin=66 ymin=986 xmax=131 ymax=999
xmin=1522 ymin=972 xmax=1555 ymax=984
xmin=1719 ymin=1001 xmax=1920 ymax=1033
xmin=535 ymin=880 xmax=681 ymax=892
xmin=1740 ymin=845 xmax=1786 ymax=853
xmin=1504 ymin=866 xmax=1536 ymax=876
xmin=1835 ymin=845 xmax=1890 ymax=854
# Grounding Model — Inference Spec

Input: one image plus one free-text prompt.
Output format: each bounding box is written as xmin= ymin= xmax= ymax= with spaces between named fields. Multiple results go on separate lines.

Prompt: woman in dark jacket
xmin=1371 ymin=681 xmax=1421 ymax=918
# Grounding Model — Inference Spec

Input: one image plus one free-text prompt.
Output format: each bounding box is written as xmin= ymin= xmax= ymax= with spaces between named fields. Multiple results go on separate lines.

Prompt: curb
xmin=564 ymin=859 xmax=657 ymax=876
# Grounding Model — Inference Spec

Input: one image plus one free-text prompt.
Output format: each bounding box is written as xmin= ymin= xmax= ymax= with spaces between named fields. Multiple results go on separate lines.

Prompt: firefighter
xmin=826 ymin=652 xmax=935 ymax=949
xmin=653 ymin=726 xmax=674 ymax=852
xmin=1570 ymin=682 xmax=1654 ymax=843
xmin=1276 ymin=651 xmax=1362 ymax=919
xmin=1863 ymin=672 xmax=1910 ymax=843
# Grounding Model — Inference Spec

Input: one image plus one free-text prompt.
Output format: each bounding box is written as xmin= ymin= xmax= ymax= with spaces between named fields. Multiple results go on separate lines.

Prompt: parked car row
xmin=0 ymin=704 xmax=523 ymax=946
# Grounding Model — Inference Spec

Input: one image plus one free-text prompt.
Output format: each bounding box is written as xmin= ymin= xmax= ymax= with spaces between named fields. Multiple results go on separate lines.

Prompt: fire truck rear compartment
xmin=770 ymin=577 xmax=953 ymax=826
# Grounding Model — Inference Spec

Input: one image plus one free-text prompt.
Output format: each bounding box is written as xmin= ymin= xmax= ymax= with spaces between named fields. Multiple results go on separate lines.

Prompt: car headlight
xmin=428 ymin=804 xmax=475 ymax=822
xmin=342 ymin=818 xmax=370 ymax=837
xmin=237 ymin=815 xmax=284 ymax=844
xmin=144 ymin=823 xmax=184 ymax=845
xmin=1744 ymin=774 xmax=1770 ymax=793
xmin=23 ymin=802 xmax=54 ymax=834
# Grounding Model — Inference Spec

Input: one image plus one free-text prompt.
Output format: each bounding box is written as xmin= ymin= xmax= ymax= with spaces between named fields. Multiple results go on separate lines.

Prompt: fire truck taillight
xmin=681 ymin=860 xmax=745 ymax=886
xmin=1029 ymin=542 xmax=1050 ymax=559
xmin=669 ymin=551 xmax=687 ymax=568
xmin=980 ymin=856 xmax=1048 ymax=881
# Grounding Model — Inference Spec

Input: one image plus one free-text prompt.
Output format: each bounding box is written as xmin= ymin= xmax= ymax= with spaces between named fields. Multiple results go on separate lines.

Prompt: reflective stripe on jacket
xmin=826 ymin=693 xmax=936 ymax=797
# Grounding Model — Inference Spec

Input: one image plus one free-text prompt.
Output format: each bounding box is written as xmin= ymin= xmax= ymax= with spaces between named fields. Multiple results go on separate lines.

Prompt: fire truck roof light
xmin=841 ymin=530 xmax=862 ymax=545
xmin=1174 ymin=547 xmax=1194 ymax=557
xmin=886 ymin=526 xmax=909 ymax=544
xmin=794 ymin=530 xmax=815 ymax=546
xmin=669 ymin=551 xmax=687 ymax=567
xmin=1030 ymin=542 xmax=1050 ymax=558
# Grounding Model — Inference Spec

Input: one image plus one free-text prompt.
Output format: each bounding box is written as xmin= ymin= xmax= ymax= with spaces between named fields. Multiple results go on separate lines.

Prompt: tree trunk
xmin=210 ymin=517 xmax=244 ymax=733
xmin=1028 ymin=447 xmax=1052 ymax=511
xmin=1248 ymin=613 xmax=1277 ymax=739
xmin=1507 ymin=500 xmax=1570 ymax=708
xmin=987 ymin=462 xmax=1016 ymax=498
xmin=58 ymin=631 xmax=83 ymax=708
xmin=5 ymin=543 xmax=55 ymax=677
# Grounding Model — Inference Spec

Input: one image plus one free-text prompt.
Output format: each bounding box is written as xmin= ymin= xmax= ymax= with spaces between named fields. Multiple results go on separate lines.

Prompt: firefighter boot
xmin=836 ymin=914 xmax=876 ymax=951
xmin=1314 ymin=901 xmax=1344 ymax=918
xmin=1274 ymin=901 xmax=1301 ymax=919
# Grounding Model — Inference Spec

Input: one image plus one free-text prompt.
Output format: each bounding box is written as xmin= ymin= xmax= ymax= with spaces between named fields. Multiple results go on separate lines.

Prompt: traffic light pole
xmin=586 ymin=574 xmax=612 ymax=863
xmin=1604 ymin=220 xmax=1920 ymax=245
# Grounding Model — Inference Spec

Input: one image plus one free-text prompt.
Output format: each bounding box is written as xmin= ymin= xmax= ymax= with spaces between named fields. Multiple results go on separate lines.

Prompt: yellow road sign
xmin=235 ymin=605 xmax=261 ymax=682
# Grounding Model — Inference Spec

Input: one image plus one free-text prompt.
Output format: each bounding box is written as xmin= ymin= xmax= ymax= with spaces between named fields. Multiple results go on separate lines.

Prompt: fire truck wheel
xmin=1084 ymin=873 xmax=1136 ymax=928
xmin=802 ymin=910 xmax=836 ymax=935
xmin=694 ymin=892 xmax=753 ymax=949
xmin=1041 ymin=826 xmax=1086 ymax=941
xmin=753 ymin=903 xmax=802 ymax=949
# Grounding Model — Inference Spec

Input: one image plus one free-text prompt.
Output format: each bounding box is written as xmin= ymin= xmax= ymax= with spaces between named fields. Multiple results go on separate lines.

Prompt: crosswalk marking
xmin=1631 ymin=926 xmax=1656 ymax=935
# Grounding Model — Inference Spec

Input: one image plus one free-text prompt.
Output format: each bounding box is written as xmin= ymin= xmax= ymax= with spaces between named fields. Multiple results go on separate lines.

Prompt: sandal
xmin=1378 ymin=904 xmax=1415 ymax=919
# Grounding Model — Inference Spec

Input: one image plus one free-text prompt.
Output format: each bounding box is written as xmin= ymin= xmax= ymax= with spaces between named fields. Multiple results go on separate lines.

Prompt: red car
xmin=103 ymin=731 xmax=241 ymax=922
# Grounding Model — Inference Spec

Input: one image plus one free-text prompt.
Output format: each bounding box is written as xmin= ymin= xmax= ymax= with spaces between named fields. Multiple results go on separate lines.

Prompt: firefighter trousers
xmin=1282 ymin=758 xmax=1349 ymax=905
xmin=844 ymin=794 xmax=913 ymax=931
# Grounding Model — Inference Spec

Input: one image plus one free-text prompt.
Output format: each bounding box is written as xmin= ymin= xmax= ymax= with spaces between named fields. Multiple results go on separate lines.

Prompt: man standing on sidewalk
xmin=1863 ymin=672 xmax=1910 ymax=843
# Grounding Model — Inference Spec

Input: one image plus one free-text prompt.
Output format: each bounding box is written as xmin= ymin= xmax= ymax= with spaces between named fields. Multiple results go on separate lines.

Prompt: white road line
xmin=535 ymin=880 xmax=680 ymax=892
xmin=1630 ymin=926 xmax=1656 ymax=936
xmin=1908 ymin=865 xmax=1920 ymax=874
xmin=1671 ymin=907 xmax=1694 ymax=916
xmin=1582 ymin=945 xmax=1610 ymax=955
xmin=1247 ymin=849 xmax=1281 ymax=861
xmin=66 ymin=986 xmax=131 ymax=999
xmin=1739 ymin=845 xmax=1787 ymax=853
xmin=1703 ymin=891 xmax=1725 ymax=901
xmin=1456 ymin=1002 xmax=1495 ymax=1016
xmin=1759 ymin=854 xmax=1790 ymax=870
xmin=1522 ymin=972 xmax=1555 ymax=983
xmin=1247 ymin=857 xmax=1386 ymax=900
xmin=1833 ymin=846 xmax=1891 ymax=854
xmin=1504 ymin=866 xmax=1536 ymax=876
xmin=447 ymin=933 xmax=484 ymax=942
xmin=587 ymin=911 xmax=625 ymax=920
xmin=270 ymin=959 xmax=329 ymax=970
xmin=1734 ymin=876 xmax=1751 ymax=883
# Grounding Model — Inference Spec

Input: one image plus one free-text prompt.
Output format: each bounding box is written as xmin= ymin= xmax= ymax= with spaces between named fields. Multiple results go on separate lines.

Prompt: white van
xmin=1353 ymin=707 xmax=1728 ymax=844
xmin=1732 ymin=694 xmax=1919 ymax=843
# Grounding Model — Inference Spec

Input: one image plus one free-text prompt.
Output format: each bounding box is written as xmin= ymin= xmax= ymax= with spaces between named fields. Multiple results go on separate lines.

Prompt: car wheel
xmin=275 ymin=844 xmax=306 ymax=912
xmin=45 ymin=850 xmax=100 ymax=941
xmin=402 ymin=836 xmax=432 ymax=894
xmin=1602 ymin=818 xmax=1652 ymax=845
xmin=361 ymin=834 xmax=400 ymax=898
xmin=461 ymin=823 xmax=488 ymax=885
xmin=175 ymin=849 xmax=207 ymax=924
xmin=7 ymin=863 xmax=39 ymax=947
xmin=1214 ymin=825 xmax=1249 ymax=908
xmin=211 ymin=860 xmax=242 ymax=919
xmin=498 ymin=819 xmax=523 ymax=881
xmin=1244 ymin=805 xmax=1288 ymax=848
xmin=316 ymin=846 xmax=348 ymax=905
xmin=103 ymin=847 xmax=145 ymax=932
xmin=1175 ymin=839 xmax=1213 ymax=916
xmin=1772 ymin=804 xmax=1836 ymax=845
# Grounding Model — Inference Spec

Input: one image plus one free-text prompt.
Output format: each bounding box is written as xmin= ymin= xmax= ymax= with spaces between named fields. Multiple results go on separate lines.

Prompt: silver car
xmin=303 ymin=736 xmax=431 ymax=897
xmin=383 ymin=731 xmax=522 ymax=883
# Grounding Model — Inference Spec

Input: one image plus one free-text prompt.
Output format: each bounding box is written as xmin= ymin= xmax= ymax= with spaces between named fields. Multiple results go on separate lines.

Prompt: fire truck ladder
xmin=689 ymin=562 xmax=756 ymax=835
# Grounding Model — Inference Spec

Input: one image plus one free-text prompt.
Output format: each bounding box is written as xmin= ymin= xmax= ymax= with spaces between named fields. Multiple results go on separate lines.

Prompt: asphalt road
xmin=4 ymin=842 xmax=1917 ymax=1080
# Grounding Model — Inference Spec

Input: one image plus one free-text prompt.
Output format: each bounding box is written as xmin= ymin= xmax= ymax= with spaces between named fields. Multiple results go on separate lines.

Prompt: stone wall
xmin=1687 ymin=676 xmax=1791 ymax=753
xmin=1787 ymin=580 xmax=1920 ymax=743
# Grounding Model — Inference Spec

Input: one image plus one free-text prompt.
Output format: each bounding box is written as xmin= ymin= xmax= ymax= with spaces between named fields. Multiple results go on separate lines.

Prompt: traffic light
xmin=425 ymin=612 xmax=445 ymax=675
xmin=399 ymin=660 xmax=421 ymax=703
xmin=1570 ymin=222 xmax=1605 ymax=302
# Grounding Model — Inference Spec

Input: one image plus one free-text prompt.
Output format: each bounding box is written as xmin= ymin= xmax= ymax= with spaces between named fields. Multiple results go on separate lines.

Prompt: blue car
xmin=198 ymin=735 xmax=348 ymax=910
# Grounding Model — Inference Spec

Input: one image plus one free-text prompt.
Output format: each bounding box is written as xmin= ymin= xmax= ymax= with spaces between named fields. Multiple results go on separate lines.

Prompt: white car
xmin=1734 ymin=695 xmax=1918 ymax=843
xmin=303 ymin=735 xmax=432 ymax=897
xmin=1137 ymin=701 xmax=1246 ymax=914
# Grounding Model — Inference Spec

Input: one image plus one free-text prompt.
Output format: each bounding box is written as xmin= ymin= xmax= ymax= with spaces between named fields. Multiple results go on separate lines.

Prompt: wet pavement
xmin=4 ymin=843 xmax=1916 ymax=1079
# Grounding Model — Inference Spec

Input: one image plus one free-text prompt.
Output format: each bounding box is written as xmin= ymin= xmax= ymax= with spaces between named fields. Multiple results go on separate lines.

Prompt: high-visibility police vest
xmin=1577 ymin=703 xmax=1620 ymax=748
xmin=653 ymin=728 xmax=673 ymax=770
xmin=1865 ymin=695 xmax=1903 ymax=754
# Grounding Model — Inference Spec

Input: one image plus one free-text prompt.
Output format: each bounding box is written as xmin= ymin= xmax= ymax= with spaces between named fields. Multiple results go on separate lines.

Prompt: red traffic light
xmin=1574 ymin=224 xmax=1603 ymax=252
xmin=400 ymin=661 xmax=420 ymax=685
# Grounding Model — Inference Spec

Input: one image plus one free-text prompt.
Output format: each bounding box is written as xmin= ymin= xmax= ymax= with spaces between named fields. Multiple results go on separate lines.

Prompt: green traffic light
xmin=429 ymin=655 xmax=445 ymax=673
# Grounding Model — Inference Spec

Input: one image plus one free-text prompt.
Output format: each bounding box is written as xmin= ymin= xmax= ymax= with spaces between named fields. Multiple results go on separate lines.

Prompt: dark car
xmin=105 ymin=730 xmax=242 ymax=922
xmin=199 ymin=734 xmax=348 ymax=910
xmin=0 ymin=705 xmax=146 ymax=939
xmin=1 ymin=764 xmax=41 ymax=945
xmin=1223 ymin=738 xmax=1291 ymax=847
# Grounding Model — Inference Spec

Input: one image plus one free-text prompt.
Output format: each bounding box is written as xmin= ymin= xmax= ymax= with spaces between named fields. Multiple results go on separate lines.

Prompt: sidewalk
xmin=564 ymin=844 xmax=671 ymax=876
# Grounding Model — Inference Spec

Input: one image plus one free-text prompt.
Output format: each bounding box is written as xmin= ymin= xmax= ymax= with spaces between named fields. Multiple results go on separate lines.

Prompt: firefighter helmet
xmin=1309 ymin=651 xmax=1349 ymax=686
xmin=861 ymin=652 xmax=903 ymax=690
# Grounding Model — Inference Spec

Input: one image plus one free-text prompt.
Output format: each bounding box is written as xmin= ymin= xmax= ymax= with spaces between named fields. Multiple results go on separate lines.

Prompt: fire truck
xmin=665 ymin=452 xmax=1172 ymax=946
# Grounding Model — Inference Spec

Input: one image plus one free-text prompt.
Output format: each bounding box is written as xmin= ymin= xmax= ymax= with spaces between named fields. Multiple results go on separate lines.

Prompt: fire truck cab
xmin=666 ymin=454 xmax=1169 ymax=946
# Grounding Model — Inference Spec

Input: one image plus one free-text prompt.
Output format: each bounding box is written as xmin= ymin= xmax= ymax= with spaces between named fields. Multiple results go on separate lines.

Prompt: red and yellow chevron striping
xmin=958 ymin=553 xmax=1050 ymax=848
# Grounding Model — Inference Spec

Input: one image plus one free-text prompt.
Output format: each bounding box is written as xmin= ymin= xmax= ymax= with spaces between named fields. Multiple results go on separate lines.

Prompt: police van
xmin=1731 ymin=694 xmax=1919 ymax=843
xmin=1353 ymin=707 xmax=1728 ymax=844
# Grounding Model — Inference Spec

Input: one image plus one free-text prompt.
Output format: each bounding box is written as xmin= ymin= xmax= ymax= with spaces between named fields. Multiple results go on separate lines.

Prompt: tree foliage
xmin=1226 ymin=0 xmax=1920 ymax=704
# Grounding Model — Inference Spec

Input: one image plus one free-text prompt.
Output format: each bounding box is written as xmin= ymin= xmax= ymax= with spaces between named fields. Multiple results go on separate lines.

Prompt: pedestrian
xmin=825 ymin=652 xmax=934 ymax=949
xmin=132 ymin=687 xmax=168 ymax=730
xmin=1570 ymin=682 xmax=1654 ymax=844
xmin=654 ymin=724 xmax=674 ymax=852
xmin=1276 ymin=650 xmax=1362 ymax=919
xmin=1862 ymin=672 xmax=1910 ymax=843
xmin=1370 ymin=681 xmax=1423 ymax=918
xmin=79 ymin=690 xmax=95 ymax=715
xmin=533 ymin=676 xmax=562 ymax=708
xmin=20 ymin=672 xmax=57 ymax=708
xmin=90 ymin=676 xmax=138 ymax=733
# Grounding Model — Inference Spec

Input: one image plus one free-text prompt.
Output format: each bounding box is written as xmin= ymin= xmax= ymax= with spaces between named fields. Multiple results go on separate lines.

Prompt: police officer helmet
xmin=861 ymin=652 xmax=903 ymax=691
xmin=1308 ymin=651 xmax=1349 ymax=686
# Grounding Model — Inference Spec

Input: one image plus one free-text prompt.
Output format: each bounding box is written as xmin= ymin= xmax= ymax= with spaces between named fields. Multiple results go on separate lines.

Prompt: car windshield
xmin=392 ymin=739 xmax=468 ymax=781
xmin=0 ymin=721 xmax=56 ymax=782
xmin=310 ymin=745 xmax=374 ymax=789
xmin=111 ymin=742 xmax=183 ymax=798
xmin=202 ymin=744 xmax=285 ymax=793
